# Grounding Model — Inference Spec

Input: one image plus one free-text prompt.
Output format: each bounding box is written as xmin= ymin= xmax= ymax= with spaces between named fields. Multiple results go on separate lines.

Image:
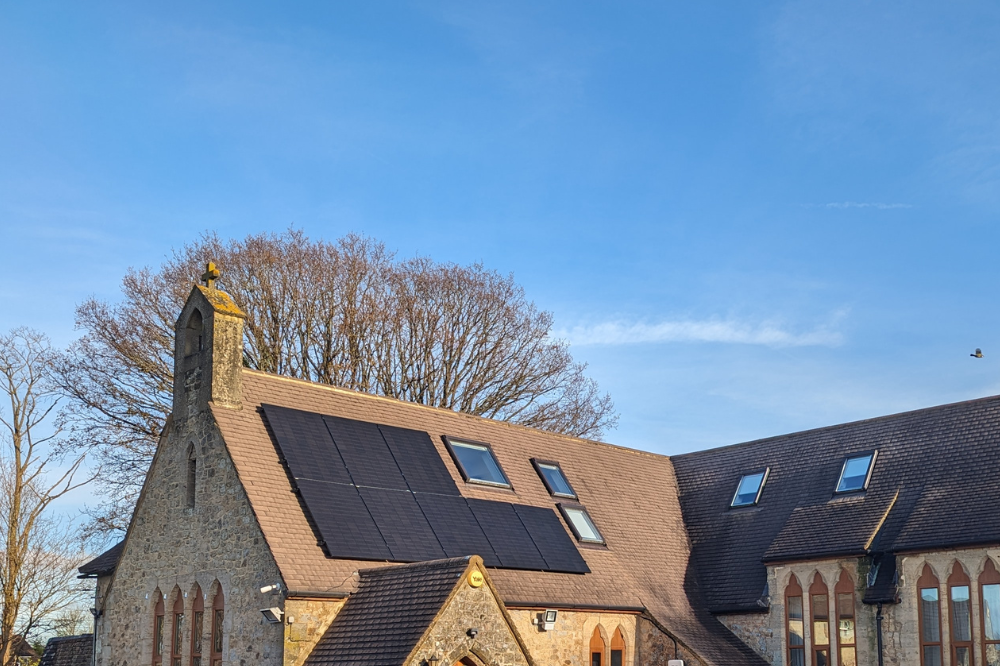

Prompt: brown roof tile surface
xmin=213 ymin=370 xmax=766 ymax=665
xmin=39 ymin=635 xmax=93 ymax=666
xmin=304 ymin=557 xmax=471 ymax=666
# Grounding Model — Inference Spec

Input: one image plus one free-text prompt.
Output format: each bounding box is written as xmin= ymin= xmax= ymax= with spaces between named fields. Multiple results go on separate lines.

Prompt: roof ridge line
xmin=674 ymin=393 xmax=1000 ymax=459
xmin=244 ymin=368 xmax=671 ymax=460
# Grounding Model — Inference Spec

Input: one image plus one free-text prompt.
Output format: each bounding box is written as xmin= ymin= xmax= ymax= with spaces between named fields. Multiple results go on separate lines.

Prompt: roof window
xmin=731 ymin=469 xmax=769 ymax=507
xmin=836 ymin=452 xmax=877 ymax=493
xmin=531 ymin=459 xmax=577 ymax=499
xmin=558 ymin=504 xmax=605 ymax=544
xmin=444 ymin=437 xmax=511 ymax=488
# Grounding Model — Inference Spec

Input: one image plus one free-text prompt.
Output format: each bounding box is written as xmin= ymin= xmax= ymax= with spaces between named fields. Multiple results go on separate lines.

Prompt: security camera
xmin=260 ymin=607 xmax=284 ymax=623
xmin=260 ymin=583 xmax=282 ymax=594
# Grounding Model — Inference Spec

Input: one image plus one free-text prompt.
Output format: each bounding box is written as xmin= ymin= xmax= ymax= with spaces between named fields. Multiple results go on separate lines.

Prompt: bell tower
xmin=173 ymin=262 xmax=246 ymax=421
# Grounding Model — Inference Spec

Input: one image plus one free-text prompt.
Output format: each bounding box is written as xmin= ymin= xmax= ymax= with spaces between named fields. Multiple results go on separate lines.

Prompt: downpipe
xmin=876 ymin=602 xmax=885 ymax=666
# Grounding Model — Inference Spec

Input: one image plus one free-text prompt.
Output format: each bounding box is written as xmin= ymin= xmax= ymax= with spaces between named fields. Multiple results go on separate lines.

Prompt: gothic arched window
xmin=948 ymin=562 xmax=973 ymax=666
xmin=190 ymin=585 xmax=204 ymax=666
xmin=918 ymin=564 xmax=943 ymax=666
xmin=152 ymin=590 xmax=164 ymax=666
xmin=210 ymin=587 xmax=225 ymax=666
xmin=785 ymin=574 xmax=805 ymax=666
xmin=184 ymin=309 xmax=204 ymax=356
xmin=589 ymin=627 xmax=606 ymax=666
xmin=981 ymin=558 xmax=1000 ymax=666
xmin=809 ymin=573 xmax=830 ymax=666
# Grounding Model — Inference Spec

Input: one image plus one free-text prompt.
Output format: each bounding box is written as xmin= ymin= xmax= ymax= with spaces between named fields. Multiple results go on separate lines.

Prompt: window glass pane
xmin=788 ymin=596 xmax=804 ymax=647
xmin=591 ymin=652 xmax=601 ymax=666
xmin=451 ymin=442 xmax=508 ymax=486
xmin=951 ymin=585 xmax=971 ymax=642
xmin=155 ymin=616 xmax=164 ymax=656
xmin=986 ymin=644 xmax=1000 ymax=666
xmin=563 ymin=507 xmax=603 ymax=542
xmin=985 ymin=584 xmax=1000 ymax=640
xmin=921 ymin=588 xmax=941 ymax=643
xmin=812 ymin=594 xmax=828 ymax=618
xmin=837 ymin=593 xmax=855 ymax=645
xmin=837 ymin=592 xmax=854 ymax=620
xmin=837 ymin=454 xmax=873 ymax=492
xmin=539 ymin=464 xmax=575 ymax=496
xmin=213 ymin=610 xmax=224 ymax=653
xmin=173 ymin=614 xmax=183 ymax=653
xmin=955 ymin=646 xmax=971 ymax=666
xmin=610 ymin=650 xmax=622 ymax=666
xmin=839 ymin=618 xmax=855 ymax=645
xmin=789 ymin=648 xmax=804 ymax=666
xmin=193 ymin=611 xmax=203 ymax=654
xmin=732 ymin=472 xmax=765 ymax=506
xmin=814 ymin=649 xmax=829 ymax=666
xmin=813 ymin=620 xmax=829 ymax=646
xmin=923 ymin=647 xmax=942 ymax=666
xmin=839 ymin=647 xmax=857 ymax=666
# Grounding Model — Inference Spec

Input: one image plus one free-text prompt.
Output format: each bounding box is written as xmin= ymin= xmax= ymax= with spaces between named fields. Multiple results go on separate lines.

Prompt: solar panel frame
xmin=357 ymin=487 xmax=447 ymax=562
xmin=413 ymin=493 xmax=501 ymax=566
xmin=467 ymin=498 xmax=547 ymax=571
xmin=295 ymin=479 xmax=391 ymax=561
xmin=512 ymin=504 xmax=591 ymax=574
xmin=262 ymin=404 xmax=353 ymax=485
xmin=323 ymin=416 xmax=409 ymax=490
xmin=378 ymin=424 xmax=460 ymax=495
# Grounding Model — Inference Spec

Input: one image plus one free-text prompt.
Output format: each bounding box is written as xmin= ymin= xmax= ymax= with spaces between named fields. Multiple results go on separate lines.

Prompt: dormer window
xmin=836 ymin=452 xmax=877 ymax=493
xmin=731 ymin=469 xmax=769 ymax=507
xmin=531 ymin=459 xmax=577 ymax=499
xmin=443 ymin=437 xmax=511 ymax=488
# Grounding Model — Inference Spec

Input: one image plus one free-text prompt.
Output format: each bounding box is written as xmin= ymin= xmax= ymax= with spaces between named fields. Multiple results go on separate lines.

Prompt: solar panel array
xmin=262 ymin=403 xmax=590 ymax=574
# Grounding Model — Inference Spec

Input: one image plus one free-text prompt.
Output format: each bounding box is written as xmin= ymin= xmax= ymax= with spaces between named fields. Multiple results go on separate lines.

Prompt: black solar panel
xmin=414 ymin=493 xmax=500 ymax=566
xmin=467 ymin=499 xmax=547 ymax=571
xmin=357 ymin=487 xmax=446 ymax=562
xmin=262 ymin=404 xmax=352 ymax=485
xmin=323 ymin=416 xmax=408 ymax=490
xmin=295 ymin=479 xmax=391 ymax=561
xmin=513 ymin=504 xmax=591 ymax=574
xmin=378 ymin=424 xmax=460 ymax=495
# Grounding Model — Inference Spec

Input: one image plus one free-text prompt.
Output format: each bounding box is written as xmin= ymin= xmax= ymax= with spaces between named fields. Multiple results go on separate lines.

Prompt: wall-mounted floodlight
xmin=667 ymin=661 xmax=685 ymax=666
xmin=260 ymin=607 xmax=284 ymax=624
xmin=542 ymin=609 xmax=557 ymax=631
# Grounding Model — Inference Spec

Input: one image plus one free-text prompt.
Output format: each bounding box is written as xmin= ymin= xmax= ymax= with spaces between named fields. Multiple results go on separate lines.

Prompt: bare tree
xmin=57 ymin=230 xmax=617 ymax=539
xmin=0 ymin=330 xmax=91 ymax=666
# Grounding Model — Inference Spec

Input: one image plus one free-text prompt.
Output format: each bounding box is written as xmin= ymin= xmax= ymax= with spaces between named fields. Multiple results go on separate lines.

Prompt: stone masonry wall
xmin=727 ymin=547 xmax=1000 ymax=666
xmin=95 ymin=409 xmax=285 ymax=666
xmin=635 ymin=617 xmax=704 ymax=666
xmin=508 ymin=610 xmax=638 ymax=666
xmin=282 ymin=598 xmax=347 ymax=666
xmin=408 ymin=569 xmax=530 ymax=666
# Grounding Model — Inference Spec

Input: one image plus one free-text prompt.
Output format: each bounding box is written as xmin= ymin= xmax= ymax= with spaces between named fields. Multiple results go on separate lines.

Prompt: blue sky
xmin=3 ymin=0 xmax=1000 ymax=461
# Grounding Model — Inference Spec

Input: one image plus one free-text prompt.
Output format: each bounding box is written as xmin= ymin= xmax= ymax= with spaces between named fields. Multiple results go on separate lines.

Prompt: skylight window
xmin=531 ymin=459 xmax=577 ymax=499
xmin=836 ymin=452 xmax=877 ymax=493
xmin=444 ymin=438 xmax=511 ymax=488
xmin=558 ymin=504 xmax=605 ymax=544
xmin=731 ymin=469 xmax=769 ymax=507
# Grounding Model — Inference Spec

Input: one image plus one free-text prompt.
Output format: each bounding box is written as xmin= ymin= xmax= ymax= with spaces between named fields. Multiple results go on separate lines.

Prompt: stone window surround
xmin=146 ymin=579 xmax=228 ymax=666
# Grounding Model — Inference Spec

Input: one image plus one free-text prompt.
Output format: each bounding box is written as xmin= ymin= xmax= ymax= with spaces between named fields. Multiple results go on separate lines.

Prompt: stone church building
xmin=80 ymin=275 xmax=1000 ymax=666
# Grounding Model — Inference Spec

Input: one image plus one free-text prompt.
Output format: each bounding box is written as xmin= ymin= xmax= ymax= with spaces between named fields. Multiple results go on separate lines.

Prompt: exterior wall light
xmin=260 ymin=607 xmax=284 ymax=623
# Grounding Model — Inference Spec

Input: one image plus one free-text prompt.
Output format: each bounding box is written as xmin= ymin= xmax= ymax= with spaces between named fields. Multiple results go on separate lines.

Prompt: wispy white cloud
xmin=555 ymin=317 xmax=845 ymax=348
xmin=804 ymin=202 xmax=914 ymax=210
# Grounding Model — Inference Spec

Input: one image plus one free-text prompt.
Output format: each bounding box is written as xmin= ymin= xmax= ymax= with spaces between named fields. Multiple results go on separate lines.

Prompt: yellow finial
xmin=201 ymin=262 xmax=221 ymax=289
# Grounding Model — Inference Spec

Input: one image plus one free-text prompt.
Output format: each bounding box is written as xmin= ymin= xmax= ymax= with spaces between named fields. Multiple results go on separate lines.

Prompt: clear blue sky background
xmin=3 ymin=0 xmax=1000 ymax=462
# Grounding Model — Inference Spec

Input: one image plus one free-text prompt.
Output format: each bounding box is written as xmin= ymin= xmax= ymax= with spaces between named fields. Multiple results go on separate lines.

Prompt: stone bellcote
xmin=173 ymin=266 xmax=246 ymax=419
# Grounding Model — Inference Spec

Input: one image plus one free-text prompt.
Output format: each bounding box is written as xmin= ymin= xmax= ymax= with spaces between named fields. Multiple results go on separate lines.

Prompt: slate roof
xmin=39 ymin=635 xmax=93 ymax=666
xmin=212 ymin=369 xmax=767 ymax=666
xmin=672 ymin=395 xmax=1000 ymax=613
xmin=78 ymin=541 xmax=125 ymax=577
xmin=304 ymin=557 xmax=471 ymax=666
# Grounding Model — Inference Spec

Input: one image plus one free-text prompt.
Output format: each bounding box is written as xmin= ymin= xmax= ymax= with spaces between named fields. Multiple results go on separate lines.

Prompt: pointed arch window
xmin=785 ymin=574 xmax=805 ymax=666
xmin=981 ymin=558 xmax=1000 ymax=666
xmin=186 ymin=444 xmax=197 ymax=509
xmin=610 ymin=628 xmax=626 ymax=666
xmin=835 ymin=570 xmax=857 ymax=666
xmin=590 ymin=627 xmax=606 ymax=666
xmin=185 ymin=309 xmax=204 ymax=356
xmin=949 ymin=562 xmax=974 ymax=666
xmin=152 ymin=590 xmax=164 ymax=666
xmin=170 ymin=592 xmax=184 ymax=666
xmin=190 ymin=585 xmax=204 ymax=666
xmin=810 ymin=573 xmax=830 ymax=666
xmin=919 ymin=564 xmax=943 ymax=666
xmin=210 ymin=587 xmax=225 ymax=666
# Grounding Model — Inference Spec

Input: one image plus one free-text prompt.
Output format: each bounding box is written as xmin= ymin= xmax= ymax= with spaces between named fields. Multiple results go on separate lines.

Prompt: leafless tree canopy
xmin=0 ymin=329 xmax=91 ymax=666
xmin=56 ymin=230 xmax=616 ymax=538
